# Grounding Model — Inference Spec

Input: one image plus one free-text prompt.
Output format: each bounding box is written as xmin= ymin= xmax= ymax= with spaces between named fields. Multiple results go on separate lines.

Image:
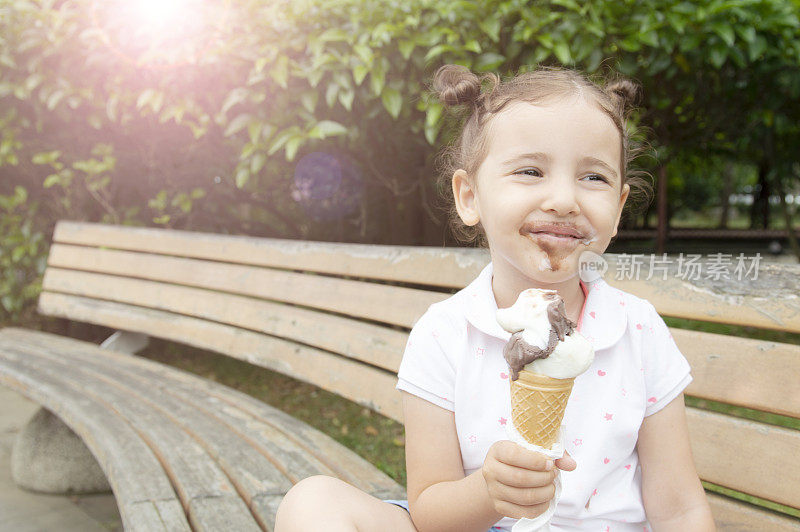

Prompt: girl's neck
xmin=491 ymin=266 xmax=586 ymax=325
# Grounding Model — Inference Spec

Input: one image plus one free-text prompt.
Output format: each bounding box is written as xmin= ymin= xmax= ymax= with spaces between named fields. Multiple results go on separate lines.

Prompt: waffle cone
xmin=510 ymin=370 xmax=575 ymax=449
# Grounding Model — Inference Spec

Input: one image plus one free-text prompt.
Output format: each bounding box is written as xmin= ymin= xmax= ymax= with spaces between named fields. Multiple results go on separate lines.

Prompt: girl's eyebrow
xmin=581 ymin=156 xmax=619 ymax=180
xmin=501 ymin=152 xmax=552 ymax=166
xmin=502 ymin=153 xmax=619 ymax=180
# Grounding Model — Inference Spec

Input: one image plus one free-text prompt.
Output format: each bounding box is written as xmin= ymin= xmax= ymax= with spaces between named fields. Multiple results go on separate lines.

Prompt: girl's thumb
xmin=555 ymin=451 xmax=577 ymax=471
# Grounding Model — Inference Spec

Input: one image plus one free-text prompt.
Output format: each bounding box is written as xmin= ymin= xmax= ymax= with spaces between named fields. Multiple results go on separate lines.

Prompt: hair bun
xmin=433 ymin=64 xmax=482 ymax=107
xmin=606 ymin=79 xmax=640 ymax=116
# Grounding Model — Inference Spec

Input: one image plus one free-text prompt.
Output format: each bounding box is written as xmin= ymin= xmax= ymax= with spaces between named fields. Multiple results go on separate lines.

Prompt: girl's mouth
xmin=527 ymin=231 xmax=583 ymax=246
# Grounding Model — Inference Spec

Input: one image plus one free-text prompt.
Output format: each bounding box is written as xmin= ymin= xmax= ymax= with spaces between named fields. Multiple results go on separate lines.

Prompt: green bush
xmin=0 ymin=186 xmax=47 ymax=325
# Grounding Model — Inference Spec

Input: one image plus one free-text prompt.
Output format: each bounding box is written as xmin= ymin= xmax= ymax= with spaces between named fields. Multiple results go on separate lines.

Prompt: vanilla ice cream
xmin=497 ymin=288 xmax=594 ymax=380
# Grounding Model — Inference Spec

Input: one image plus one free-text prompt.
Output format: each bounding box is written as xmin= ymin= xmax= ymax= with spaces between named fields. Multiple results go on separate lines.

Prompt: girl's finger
xmin=493 ymin=480 xmax=557 ymax=507
xmin=555 ymin=451 xmax=577 ymax=471
xmin=495 ymin=441 xmax=553 ymax=471
xmin=493 ymin=499 xmax=552 ymax=520
xmin=491 ymin=459 xmax=557 ymax=488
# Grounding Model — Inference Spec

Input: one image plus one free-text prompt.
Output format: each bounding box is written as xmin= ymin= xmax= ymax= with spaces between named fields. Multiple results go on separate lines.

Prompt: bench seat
xmin=0 ymin=327 xmax=405 ymax=531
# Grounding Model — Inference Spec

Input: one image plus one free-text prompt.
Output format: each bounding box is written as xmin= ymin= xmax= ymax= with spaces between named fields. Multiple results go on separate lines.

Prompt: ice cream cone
xmin=510 ymin=370 xmax=575 ymax=449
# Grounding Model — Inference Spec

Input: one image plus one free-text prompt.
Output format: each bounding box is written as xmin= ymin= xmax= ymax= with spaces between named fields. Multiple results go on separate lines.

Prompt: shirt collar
xmin=462 ymin=262 xmax=627 ymax=351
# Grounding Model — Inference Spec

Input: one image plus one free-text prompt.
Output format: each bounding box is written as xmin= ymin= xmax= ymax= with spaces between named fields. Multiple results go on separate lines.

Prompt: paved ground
xmin=0 ymin=387 xmax=122 ymax=531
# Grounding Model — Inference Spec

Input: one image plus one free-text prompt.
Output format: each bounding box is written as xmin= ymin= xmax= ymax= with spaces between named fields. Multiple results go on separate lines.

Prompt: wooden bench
xmin=0 ymin=220 xmax=798 ymax=530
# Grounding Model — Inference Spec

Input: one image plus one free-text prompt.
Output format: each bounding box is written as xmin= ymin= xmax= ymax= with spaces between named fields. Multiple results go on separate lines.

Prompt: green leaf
xmin=736 ymin=26 xmax=756 ymax=44
xmin=354 ymin=44 xmax=374 ymax=66
xmin=12 ymin=246 xmax=25 ymax=263
xmin=318 ymin=28 xmax=350 ymax=42
xmin=221 ymin=88 xmax=249 ymax=116
xmin=270 ymin=56 xmax=289 ymax=89
xmin=235 ymin=167 xmax=250 ymax=189
xmin=325 ymin=83 xmax=339 ymax=107
xmin=474 ymin=52 xmax=505 ymax=71
xmin=399 ymin=40 xmax=415 ymax=60
xmin=425 ymin=102 xmax=443 ymax=128
xmin=712 ymin=22 xmax=735 ymax=47
xmin=424 ymin=121 xmax=441 ymax=145
xmin=339 ymin=89 xmax=354 ymax=111
xmin=285 ymin=136 xmax=303 ymax=161
xmin=370 ymin=58 xmax=387 ymax=96
xmin=248 ymin=122 xmax=263 ymax=145
xmin=709 ymin=44 xmax=727 ymax=68
xmin=464 ymin=40 xmax=482 ymax=54
xmin=301 ymin=91 xmax=318 ymax=113
xmin=46 ymin=90 xmax=64 ymax=111
xmin=748 ymin=35 xmax=768 ymax=61
xmin=251 ymin=152 xmax=266 ymax=174
xmin=553 ymin=41 xmax=572 ymax=64
xmin=381 ymin=88 xmax=402 ymax=119
xmin=136 ymin=89 xmax=155 ymax=110
xmin=353 ymin=64 xmax=369 ymax=85
xmin=424 ymin=44 xmax=453 ymax=63
xmin=479 ymin=18 xmax=501 ymax=42
xmin=585 ymin=47 xmax=603 ymax=72
xmin=268 ymin=130 xmax=294 ymax=156
xmin=43 ymin=174 xmax=60 ymax=188
xmin=32 ymin=150 xmax=61 ymax=165
xmin=308 ymin=120 xmax=348 ymax=139
xmin=224 ymin=114 xmax=251 ymax=137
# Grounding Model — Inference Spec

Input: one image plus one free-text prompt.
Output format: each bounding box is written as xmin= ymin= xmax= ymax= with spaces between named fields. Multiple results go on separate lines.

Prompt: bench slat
xmin=0 ymin=342 xmax=262 ymax=531
xmin=41 ymin=267 xmax=406 ymax=372
xmin=1 ymin=327 xmax=405 ymax=501
xmin=687 ymin=407 xmax=800 ymax=509
xmin=707 ymin=493 xmax=800 ymax=531
xmin=51 ymin=221 xmax=800 ymax=332
xmin=52 ymin=220 xmax=490 ymax=288
xmin=0 ymin=337 xmax=191 ymax=531
xmin=678 ymin=328 xmax=800 ymax=419
xmin=125 ymin=500 xmax=192 ymax=532
xmin=46 ymin=245 xmax=443 ymax=328
xmin=36 ymin=293 xmax=404 ymax=421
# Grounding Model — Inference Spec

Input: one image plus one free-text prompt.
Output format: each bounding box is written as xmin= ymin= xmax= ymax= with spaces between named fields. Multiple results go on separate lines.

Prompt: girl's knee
xmin=275 ymin=476 xmax=354 ymax=530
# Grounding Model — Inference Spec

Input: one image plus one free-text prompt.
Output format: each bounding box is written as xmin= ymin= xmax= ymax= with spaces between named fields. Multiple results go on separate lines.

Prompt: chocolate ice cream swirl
xmin=504 ymin=298 xmax=576 ymax=381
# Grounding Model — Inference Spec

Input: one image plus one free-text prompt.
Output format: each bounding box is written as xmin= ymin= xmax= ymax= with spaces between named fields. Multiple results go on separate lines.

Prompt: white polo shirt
xmin=396 ymin=263 xmax=692 ymax=531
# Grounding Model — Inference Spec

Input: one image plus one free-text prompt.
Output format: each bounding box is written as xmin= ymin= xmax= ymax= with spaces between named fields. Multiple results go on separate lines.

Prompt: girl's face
xmin=453 ymin=97 xmax=629 ymax=288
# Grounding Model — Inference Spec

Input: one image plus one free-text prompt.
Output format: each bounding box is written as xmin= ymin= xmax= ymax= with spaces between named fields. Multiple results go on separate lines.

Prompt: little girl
xmin=275 ymin=64 xmax=715 ymax=531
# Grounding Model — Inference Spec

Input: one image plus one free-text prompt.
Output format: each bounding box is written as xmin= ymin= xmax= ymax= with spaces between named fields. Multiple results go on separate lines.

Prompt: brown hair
xmin=432 ymin=64 xmax=652 ymax=246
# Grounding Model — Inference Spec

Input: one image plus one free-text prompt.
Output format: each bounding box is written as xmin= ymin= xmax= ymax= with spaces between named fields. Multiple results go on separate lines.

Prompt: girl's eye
xmin=516 ymin=168 xmax=542 ymax=177
xmin=583 ymin=173 xmax=609 ymax=183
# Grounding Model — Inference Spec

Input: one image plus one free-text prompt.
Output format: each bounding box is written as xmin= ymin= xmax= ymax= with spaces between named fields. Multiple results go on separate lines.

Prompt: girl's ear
xmin=452 ymin=169 xmax=480 ymax=226
xmin=611 ymin=183 xmax=631 ymax=237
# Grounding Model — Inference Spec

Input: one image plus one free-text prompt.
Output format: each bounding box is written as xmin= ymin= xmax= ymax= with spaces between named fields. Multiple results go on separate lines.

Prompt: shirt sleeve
xmin=395 ymin=307 xmax=456 ymax=412
xmin=641 ymin=301 xmax=693 ymax=417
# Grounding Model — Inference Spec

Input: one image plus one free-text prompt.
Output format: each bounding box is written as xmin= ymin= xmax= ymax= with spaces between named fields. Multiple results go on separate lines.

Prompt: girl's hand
xmin=482 ymin=441 xmax=576 ymax=520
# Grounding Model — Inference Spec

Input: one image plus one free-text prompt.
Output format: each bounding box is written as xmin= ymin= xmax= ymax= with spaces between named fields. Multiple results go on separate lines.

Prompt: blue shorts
xmin=384 ymin=500 xmax=505 ymax=531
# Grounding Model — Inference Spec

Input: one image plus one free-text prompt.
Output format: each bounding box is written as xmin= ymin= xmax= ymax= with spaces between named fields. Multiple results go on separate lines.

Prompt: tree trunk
xmin=750 ymin=161 xmax=772 ymax=229
xmin=776 ymin=179 xmax=800 ymax=262
xmin=719 ymin=161 xmax=733 ymax=229
xmin=657 ymin=165 xmax=668 ymax=254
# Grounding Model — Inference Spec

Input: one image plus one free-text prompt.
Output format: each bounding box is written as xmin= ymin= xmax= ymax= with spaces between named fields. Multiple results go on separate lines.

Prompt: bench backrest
xmin=39 ymin=221 xmax=800 ymax=529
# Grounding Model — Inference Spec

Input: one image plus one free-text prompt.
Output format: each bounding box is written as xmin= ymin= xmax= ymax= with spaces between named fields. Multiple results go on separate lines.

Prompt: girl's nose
xmin=539 ymin=178 xmax=581 ymax=216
